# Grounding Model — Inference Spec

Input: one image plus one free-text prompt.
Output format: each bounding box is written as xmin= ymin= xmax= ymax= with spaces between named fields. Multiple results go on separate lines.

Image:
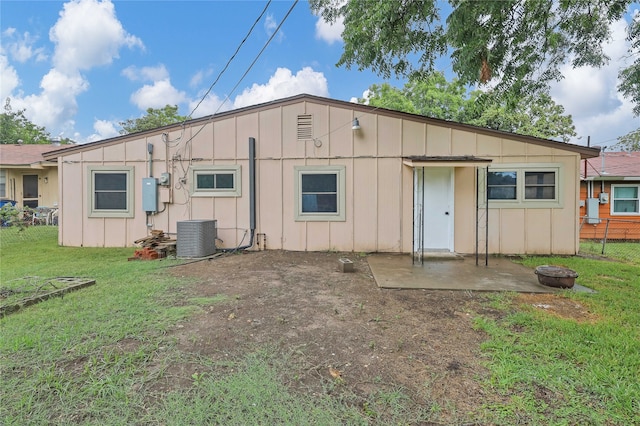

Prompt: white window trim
xmin=610 ymin=184 xmax=640 ymax=216
xmin=190 ymin=165 xmax=242 ymax=197
xmin=88 ymin=166 xmax=135 ymax=218
xmin=487 ymin=163 xmax=563 ymax=209
xmin=294 ymin=165 xmax=346 ymax=221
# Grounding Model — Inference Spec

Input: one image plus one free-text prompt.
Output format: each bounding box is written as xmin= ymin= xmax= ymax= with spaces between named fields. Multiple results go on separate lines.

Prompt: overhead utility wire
xmin=187 ymin=0 xmax=272 ymax=120
xmin=181 ymin=0 xmax=299 ymax=147
xmin=212 ymin=0 xmax=299 ymax=115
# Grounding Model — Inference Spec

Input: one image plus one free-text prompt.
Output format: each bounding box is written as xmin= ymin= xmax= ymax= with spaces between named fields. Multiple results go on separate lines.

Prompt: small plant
xmin=191 ymin=371 xmax=206 ymax=386
xmin=0 ymin=204 xmax=31 ymax=231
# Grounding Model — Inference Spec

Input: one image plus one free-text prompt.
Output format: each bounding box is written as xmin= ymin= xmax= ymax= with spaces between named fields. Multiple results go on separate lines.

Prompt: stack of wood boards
xmin=134 ymin=230 xmax=176 ymax=256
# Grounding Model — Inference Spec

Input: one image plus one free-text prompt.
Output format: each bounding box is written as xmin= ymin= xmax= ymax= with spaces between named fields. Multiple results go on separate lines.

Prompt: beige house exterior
xmin=43 ymin=95 xmax=599 ymax=254
xmin=0 ymin=144 xmax=60 ymax=209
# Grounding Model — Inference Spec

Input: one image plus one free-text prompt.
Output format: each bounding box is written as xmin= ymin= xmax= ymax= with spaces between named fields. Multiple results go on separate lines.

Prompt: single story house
xmin=580 ymin=151 xmax=640 ymax=240
xmin=43 ymin=94 xmax=599 ymax=255
xmin=0 ymin=143 xmax=61 ymax=209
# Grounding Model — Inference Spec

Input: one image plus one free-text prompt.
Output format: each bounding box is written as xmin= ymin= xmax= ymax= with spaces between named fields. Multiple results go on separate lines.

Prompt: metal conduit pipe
xmin=219 ymin=137 xmax=256 ymax=252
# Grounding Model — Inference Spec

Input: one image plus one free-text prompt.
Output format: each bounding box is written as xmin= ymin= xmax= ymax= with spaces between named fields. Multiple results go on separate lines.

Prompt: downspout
xmin=219 ymin=137 xmax=256 ymax=252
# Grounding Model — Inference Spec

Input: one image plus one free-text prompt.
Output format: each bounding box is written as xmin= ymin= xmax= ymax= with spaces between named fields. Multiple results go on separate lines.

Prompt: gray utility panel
xmin=177 ymin=220 xmax=217 ymax=258
xmin=142 ymin=178 xmax=158 ymax=212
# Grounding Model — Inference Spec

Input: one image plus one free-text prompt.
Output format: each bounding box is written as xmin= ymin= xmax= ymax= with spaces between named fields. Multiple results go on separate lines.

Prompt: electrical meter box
xmin=159 ymin=172 xmax=171 ymax=186
xmin=142 ymin=178 xmax=158 ymax=212
xmin=599 ymin=192 xmax=609 ymax=204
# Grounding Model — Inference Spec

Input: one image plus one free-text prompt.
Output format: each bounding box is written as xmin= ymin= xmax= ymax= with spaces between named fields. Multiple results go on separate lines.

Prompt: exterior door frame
xmin=22 ymin=173 xmax=39 ymax=208
xmin=413 ymin=167 xmax=454 ymax=253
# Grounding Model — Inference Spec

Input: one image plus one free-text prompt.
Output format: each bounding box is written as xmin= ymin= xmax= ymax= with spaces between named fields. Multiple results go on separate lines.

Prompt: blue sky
xmin=1 ymin=0 xmax=638 ymax=147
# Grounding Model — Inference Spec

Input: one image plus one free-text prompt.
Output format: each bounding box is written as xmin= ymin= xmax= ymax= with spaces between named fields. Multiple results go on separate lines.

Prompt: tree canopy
xmin=0 ymin=98 xmax=51 ymax=144
xmin=613 ymin=128 xmax=640 ymax=151
xmin=119 ymin=105 xmax=188 ymax=135
xmin=363 ymin=73 xmax=576 ymax=142
xmin=311 ymin=0 xmax=640 ymax=115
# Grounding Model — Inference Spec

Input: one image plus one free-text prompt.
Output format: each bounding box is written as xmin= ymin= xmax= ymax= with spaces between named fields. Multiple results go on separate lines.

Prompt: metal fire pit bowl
xmin=534 ymin=265 xmax=578 ymax=289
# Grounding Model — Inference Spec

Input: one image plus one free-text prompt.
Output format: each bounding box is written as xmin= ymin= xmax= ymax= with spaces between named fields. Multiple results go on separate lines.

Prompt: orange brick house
xmin=580 ymin=151 xmax=640 ymax=240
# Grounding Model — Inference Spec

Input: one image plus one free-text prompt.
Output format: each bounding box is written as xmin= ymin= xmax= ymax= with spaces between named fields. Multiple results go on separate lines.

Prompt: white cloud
xmin=49 ymin=0 xmax=143 ymax=73
xmin=86 ymin=118 xmax=119 ymax=142
xmin=189 ymin=67 xmax=214 ymax=89
xmin=233 ymin=67 xmax=328 ymax=108
xmin=3 ymin=0 xmax=143 ymax=142
xmin=264 ymin=14 xmax=284 ymax=42
xmin=188 ymin=93 xmax=233 ymax=118
xmin=2 ymin=28 xmax=47 ymax=63
xmin=122 ymin=64 xmax=169 ymax=82
xmin=16 ymin=69 xmax=88 ymax=131
xmin=315 ymin=14 xmax=344 ymax=44
xmin=551 ymin=17 xmax=639 ymax=146
xmin=0 ymin=55 xmax=20 ymax=99
xmin=130 ymin=79 xmax=187 ymax=110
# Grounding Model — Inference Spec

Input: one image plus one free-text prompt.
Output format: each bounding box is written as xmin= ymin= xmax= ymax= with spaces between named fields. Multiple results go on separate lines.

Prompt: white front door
xmin=422 ymin=168 xmax=454 ymax=251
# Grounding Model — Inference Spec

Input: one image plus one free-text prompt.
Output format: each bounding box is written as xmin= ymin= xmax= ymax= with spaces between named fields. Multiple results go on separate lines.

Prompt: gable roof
xmin=581 ymin=151 xmax=640 ymax=180
xmin=42 ymin=94 xmax=601 ymax=160
xmin=0 ymin=144 xmax=62 ymax=167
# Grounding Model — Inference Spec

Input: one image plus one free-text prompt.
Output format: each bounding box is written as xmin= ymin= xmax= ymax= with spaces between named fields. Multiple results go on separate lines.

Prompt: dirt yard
xmin=166 ymin=250 xmax=590 ymax=421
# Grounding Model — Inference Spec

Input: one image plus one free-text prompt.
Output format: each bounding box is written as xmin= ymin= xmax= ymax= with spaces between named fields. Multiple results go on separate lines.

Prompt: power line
xmin=212 ymin=0 xmax=299 ymax=116
xmin=187 ymin=0 xmax=272 ymax=119
xmin=174 ymin=0 xmax=299 ymax=150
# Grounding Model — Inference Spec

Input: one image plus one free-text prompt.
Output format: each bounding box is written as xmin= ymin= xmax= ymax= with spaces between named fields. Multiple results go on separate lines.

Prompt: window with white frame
xmin=294 ymin=165 xmax=346 ymax=221
xmin=611 ymin=185 xmax=639 ymax=215
xmin=190 ymin=165 xmax=241 ymax=197
xmin=487 ymin=164 xmax=562 ymax=208
xmin=88 ymin=166 xmax=134 ymax=217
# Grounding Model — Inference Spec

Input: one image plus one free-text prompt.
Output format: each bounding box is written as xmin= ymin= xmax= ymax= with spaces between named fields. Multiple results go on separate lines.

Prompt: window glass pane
xmin=302 ymin=194 xmax=337 ymax=213
xmin=197 ymin=174 xmax=215 ymax=189
xmin=488 ymin=171 xmax=516 ymax=185
xmin=488 ymin=187 xmax=517 ymax=200
xmin=613 ymin=200 xmax=639 ymax=213
xmin=614 ymin=187 xmax=638 ymax=199
xmin=487 ymin=171 xmax=516 ymax=200
xmin=525 ymin=171 xmax=555 ymax=185
xmin=524 ymin=171 xmax=556 ymax=200
xmin=0 ymin=170 xmax=5 ymax=197
xmin=525 ymin=186 xmax=555 ymax=199
xmin=216 ymin=174 xmax=234 ymax=189
xmin=302 ymin=174 xmax=336 ymax=193
xmin=95 ymin=192 xmax=127 ymax=210
xmin=95 ymin=173 xmax=127 ymax=191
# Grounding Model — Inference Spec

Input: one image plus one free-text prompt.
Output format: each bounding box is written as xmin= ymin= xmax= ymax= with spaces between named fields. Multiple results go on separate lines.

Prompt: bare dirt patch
xmin=516 ymin=293 xmax=600 ymax=323
xmin=165 ymin=250 xmax=512 ymax=420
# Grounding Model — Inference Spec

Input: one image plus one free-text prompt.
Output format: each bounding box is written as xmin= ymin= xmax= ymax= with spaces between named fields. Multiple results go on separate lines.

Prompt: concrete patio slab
xmin=367 ymin=254 xmax=588 ymax=293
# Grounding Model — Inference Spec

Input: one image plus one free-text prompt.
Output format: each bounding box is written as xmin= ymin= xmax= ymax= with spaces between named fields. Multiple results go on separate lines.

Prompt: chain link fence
xmin=0 ymin=224 xmax=58 ymax=245
xmin=579 ymin=216 xmax=640 ymax=264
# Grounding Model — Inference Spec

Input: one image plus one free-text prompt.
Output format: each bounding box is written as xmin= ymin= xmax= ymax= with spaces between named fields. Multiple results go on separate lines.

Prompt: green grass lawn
xmin=1 ymin=228 xmax=639 ymax=425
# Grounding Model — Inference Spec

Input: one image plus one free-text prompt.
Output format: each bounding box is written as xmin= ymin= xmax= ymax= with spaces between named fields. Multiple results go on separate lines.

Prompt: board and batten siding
xmin=55 ymin=98 xmax=582 ymax=254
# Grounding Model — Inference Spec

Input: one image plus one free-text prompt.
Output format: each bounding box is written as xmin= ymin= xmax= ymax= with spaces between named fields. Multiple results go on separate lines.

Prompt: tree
xmin=0 ymin=98 xmax=51 ymax=144
xmin=613 ymin=128 xmax=640 ymax=151
xmin=363 ymin=73 xmax=576 ymax=142
xmin=119 ymin=105 xmax=188 ymax=135
xmin=310 ymin=0 xmax=640 ymax=115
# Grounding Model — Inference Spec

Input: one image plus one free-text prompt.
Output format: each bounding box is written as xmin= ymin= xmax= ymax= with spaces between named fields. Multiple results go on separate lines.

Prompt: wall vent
xmin=297 ymin=114 xmax=313 ymax=140
xmin=177 ymin=220 xmax=217 ymax=258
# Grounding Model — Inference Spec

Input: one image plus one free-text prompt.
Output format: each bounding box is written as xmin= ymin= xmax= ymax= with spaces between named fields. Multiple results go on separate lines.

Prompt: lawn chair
xmin=32 ymin=207 xmax=52 ymax=225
